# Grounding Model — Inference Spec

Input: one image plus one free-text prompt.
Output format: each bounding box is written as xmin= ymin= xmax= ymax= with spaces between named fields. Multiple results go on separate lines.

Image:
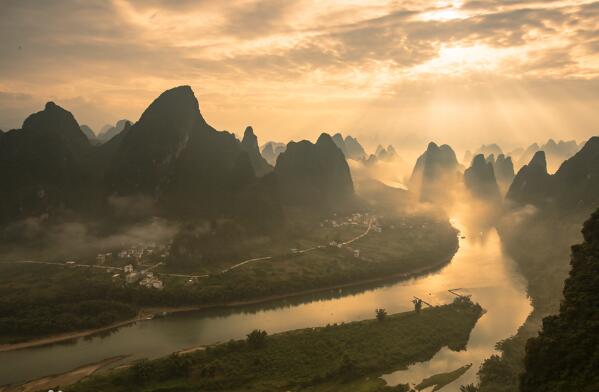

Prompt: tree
xmin=460 ymin=384 xmax=479 ymax=392
xmin=375 ymin=308 xmax=387 ymax=321
xmin=413 ymin=298 xmax=422 ymax=313
xmin=246 ymin=329 xmax=268 ymax=348
xmin=165 ymin=353 xmax=191 ymax=377
xmin=131 ymin=359 xmax=152 ymax=384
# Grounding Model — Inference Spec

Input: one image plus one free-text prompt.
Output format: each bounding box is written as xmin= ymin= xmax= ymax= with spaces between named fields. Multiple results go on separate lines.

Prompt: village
xmin=14 ymin=211 xmax=433 ymax=293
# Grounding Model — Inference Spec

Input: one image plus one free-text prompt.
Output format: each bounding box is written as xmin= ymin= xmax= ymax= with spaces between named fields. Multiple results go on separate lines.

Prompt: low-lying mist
xmin=0 ymin=216 xmax=179 ymax=261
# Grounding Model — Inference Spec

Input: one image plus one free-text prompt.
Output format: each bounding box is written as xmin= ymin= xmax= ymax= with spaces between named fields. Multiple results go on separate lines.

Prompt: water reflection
xmin=0 ymin=212 xmax=531 ymax=390
xmin=382 ymin=215 xmax=532 ymax=390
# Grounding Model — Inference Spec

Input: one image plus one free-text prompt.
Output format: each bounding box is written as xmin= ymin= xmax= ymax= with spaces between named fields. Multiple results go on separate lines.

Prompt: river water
xmin=0 ymin=213 xmax=532 ymax=390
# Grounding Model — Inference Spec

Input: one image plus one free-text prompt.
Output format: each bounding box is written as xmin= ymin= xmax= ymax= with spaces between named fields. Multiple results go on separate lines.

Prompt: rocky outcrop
xmin=520 ymin=208 xmax=599 ymax=392
xmin=241 ymin=126 xmax=273 ymax=177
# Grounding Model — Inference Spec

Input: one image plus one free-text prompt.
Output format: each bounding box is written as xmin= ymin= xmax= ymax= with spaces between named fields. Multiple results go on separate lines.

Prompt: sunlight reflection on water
xmin=0 ymin=209 xmax=531 ymax=389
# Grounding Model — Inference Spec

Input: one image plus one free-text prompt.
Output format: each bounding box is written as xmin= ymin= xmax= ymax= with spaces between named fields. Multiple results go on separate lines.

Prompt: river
xmin=0 ymin=213 xmax=532 ymax=391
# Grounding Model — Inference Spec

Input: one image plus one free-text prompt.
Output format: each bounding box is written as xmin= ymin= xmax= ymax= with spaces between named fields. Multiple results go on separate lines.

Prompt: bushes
xmin=71 ymin=302 xmax=484 ymax=392
xmin=246 ymin=329 xmax=268 ymax=349
xmin=375 ymin=308 xmax=387 ymax=321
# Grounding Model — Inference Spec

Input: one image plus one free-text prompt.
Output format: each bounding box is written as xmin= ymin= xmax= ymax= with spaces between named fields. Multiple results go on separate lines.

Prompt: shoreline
xmin=0 ymin=250 xmax=456 ymax=353
xmin=0 ymin=355 xmax=127 ymax=392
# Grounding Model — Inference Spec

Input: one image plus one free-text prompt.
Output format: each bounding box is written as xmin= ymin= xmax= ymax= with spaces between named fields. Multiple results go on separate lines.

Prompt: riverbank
xmin=478 ymin=213 xmax=583 ymax=391
xmin=0 ymin=214 xmax=458 ymax=348
xmin=69 ymin=299 xmax=484 ymax=392
xmin=0 ymin=250 xmax=456 ymax=353
xmin=0 ymin=356 xmax=127 ymax=392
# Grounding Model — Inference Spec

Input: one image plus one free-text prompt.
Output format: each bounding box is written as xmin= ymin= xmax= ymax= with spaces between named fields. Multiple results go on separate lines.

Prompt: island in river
xmin=68 ymin=298 xmax=483 ymax=392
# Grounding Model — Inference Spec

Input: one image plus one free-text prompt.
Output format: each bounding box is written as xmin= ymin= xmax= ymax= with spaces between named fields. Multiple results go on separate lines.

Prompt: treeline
xmin=0 ymin=217 xmax=458 ymax=343
xmin=69 ymin=300 xmax=483 ymax=392
xmin=0 ymin=265 xmax=138 ymax=342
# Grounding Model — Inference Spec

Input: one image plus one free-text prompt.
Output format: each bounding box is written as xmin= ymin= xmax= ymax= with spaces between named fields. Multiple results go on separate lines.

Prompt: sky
xmin=0 ymin=0 xmax=598 ymax=152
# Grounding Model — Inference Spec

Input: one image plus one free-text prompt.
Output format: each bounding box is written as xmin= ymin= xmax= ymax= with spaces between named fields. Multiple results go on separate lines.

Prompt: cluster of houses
xmin=96 ymin=243 xmax=171 ymax=266
xmin=112 ymin=264 xmax=164 ymax=290
xmin=321 ymin=212 xmax=374 ymax=228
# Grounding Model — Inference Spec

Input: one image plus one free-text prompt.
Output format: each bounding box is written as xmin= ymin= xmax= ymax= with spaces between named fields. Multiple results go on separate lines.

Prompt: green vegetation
xmin=0 ymin=263 xmax=137 ymax=343
xmin=375 ymin=308 xmax=387 ymax=321
xmin=477 ymin=213 xmax=583 ymax=392
xmin=163 ymin=214 xmax=457 ymax=305
xmin=69 ymin=299 xmax=483 ymax=392
xmin=520 ymin=208 xmax=599 ymax=392
xmin=415 ymin=364 xmax=472 ymax=391
xmin=0 ymin=214 xmax=458 ymax=344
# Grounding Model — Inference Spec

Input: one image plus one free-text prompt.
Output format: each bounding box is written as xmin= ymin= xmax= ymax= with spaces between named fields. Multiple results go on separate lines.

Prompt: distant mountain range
xmin=261 ymin=141 xmax=286 ymax=166
xmin=364 ymin=144 xmax=398 ymax=165
xmin=515 ymin=139 xmax=581 ymax=171
xmin=98 ymin=119 xmax=131 ymax=143
xmin=79 ymin=125 xmax=98 ymax=144
xmin=332 ymin=133 xmax=367 ymax=161
xmin=0 ymin=86 xmax=354 ymax=229
xmin=507 ymin=137 xmax=599 ymax=214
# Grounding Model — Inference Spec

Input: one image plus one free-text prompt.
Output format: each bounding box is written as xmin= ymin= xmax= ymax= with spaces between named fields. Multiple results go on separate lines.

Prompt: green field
xmin=69 ymin=298 xmax=483 ymax=392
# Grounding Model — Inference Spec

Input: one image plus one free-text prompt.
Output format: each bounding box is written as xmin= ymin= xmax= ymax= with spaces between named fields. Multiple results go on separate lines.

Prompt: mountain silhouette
xmin=516 ymin=139 xmax=581 ymax=171
xmin=344 ymin=135 xmax=367 ymax=160
xmin=475 ymin=143 xmax=503 ymax=157
xmin=506 ymin=151 xmax=551 ymax=207
xmin=332 ymin=133 xmax=367 ymax=160
xmin=464 ymin=154 xmax=501 ymax=201
xmin=0 ymin=102 xmax=94 ymax=223
xmin=507 ymin=138 xmax=599 ymax=213
xmin=493 ymin=153 xmax=515 ymax=187
xmin=275 ymin=133 xmax=354 ymax=209
xmin=241 ymin=126 xmax=273 ymax=177
xmin=97 ymin=119 xmax=131 ymax=143
xmin=409 ymin=142 xmax=460 ymax=203
xmin=520 ymin=208 xmax=599 ymax=392
xmin=551 ymin=137 xmax=599 ymax=212
xmin=80 ymin=124 xmax=98 ymax=144
xmin=261 ymin=141 xmax=286 ymax=166
xmin=104 ymin=85 xmax=282 ymax=222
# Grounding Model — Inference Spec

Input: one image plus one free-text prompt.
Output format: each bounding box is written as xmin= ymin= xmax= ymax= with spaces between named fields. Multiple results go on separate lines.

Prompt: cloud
xmin=0 ymin=0 xmax=597 ymax=148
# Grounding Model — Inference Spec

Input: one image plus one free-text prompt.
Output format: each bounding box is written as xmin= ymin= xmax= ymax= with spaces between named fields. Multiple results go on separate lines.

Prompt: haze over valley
xmin=0 ymin=2 xmax=598 ymax=392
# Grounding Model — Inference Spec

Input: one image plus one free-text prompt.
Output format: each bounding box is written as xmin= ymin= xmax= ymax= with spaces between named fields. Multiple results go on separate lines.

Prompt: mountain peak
xmin=426 ymin=142 xmax=440 ymax=152
xmin=240 ymin=126 xmax=273 ymax=177
xmin=138 ymin=85 xmax=202 ymax=125
xmin=45 ymin=101 xmax=59 ymax=111
xmin=317 ymin=133 xmax=335 ymax=146
xmin=242 ymin=126 xmax=259 ymax=150
xmin=472 ymin=153 xmax=486 ymax=166
xmin=22 ymin=102 xmax=86 ymax=147
xmin=529 ymin=150 xmax=547 ymax=171
xmin=244 ymin=126 xmax=255 ymax=138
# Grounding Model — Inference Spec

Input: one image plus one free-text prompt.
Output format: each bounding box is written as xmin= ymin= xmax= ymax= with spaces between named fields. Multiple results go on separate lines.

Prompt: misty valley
xmin=0 ymin=84 xmax=597 ymax=392
xmin=1 ymin=1 xmax=599 ymax=391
